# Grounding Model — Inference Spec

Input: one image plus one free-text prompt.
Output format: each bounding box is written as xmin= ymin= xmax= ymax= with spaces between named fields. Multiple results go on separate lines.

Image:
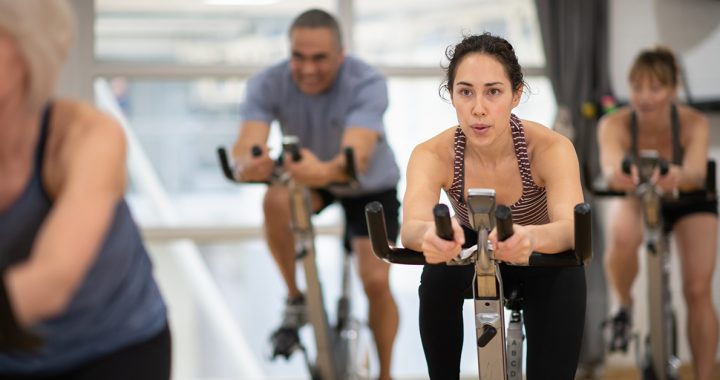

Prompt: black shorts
xmin=314 ymin=188 xmax=400 ymax=251
xmin=3 ymin=323 xmax=171 ymax=380
xmin=661 ymin=191 xmax=718 ymax=233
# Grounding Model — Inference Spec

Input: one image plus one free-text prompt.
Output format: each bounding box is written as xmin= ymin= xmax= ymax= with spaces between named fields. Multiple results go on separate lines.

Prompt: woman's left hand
xmin=488 ymin=224 xmax=534 ymax=265
xmin=652 ymin=164 xmax=680 ymax=194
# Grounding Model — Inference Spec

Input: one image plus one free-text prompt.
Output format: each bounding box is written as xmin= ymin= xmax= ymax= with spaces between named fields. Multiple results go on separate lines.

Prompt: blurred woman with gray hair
xmin=0 ymin=1 xmax=171 ymax=378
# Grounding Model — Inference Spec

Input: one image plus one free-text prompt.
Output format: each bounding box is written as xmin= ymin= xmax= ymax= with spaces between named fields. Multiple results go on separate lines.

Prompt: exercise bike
xmin=218 ymin=136 xmax=370 ymax=380
xmin=587 ymin=150 xmax=717 ymax=380
xmin=364 ymin=189 xmax=592 ymax=379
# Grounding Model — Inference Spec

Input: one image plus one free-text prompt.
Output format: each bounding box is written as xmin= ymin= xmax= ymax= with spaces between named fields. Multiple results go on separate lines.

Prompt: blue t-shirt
xmin=241 ymin=56 xmax=400 ymax=197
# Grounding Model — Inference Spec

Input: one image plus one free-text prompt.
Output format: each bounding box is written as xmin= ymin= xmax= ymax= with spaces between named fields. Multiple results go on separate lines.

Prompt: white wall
xmin=609 ymin=0 xmax=720 ymax=102
xmin=607 ymin=0 xmax=720 ymax=367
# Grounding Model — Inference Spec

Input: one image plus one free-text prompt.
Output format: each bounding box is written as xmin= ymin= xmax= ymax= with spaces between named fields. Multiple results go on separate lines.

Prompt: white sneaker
xmin=279 ymin=295 xmax=307 ymax=329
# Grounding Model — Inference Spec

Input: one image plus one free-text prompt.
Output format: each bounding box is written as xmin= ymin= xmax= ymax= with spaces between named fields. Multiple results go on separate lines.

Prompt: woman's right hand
xmin=234 ymin=146 xmax=274 ymax=181
xmin=420 ymin=217 xmax=465 ymax=264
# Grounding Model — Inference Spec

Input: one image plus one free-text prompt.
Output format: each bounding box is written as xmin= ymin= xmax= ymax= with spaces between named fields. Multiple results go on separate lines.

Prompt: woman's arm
xmin=597 ymin=111 xmax=636 ymax=190
xmin=400 ymin=139 xmax=465 ymax=263
xmin=5 ymin=103 xmax=127 ymax=326
xmin=660 ymin=107 xmax=709 ymax=192
xmin=532 ymin=134 xmax=585 ymax=252
xmin=492 ymin=129 xmax=584 ymax=264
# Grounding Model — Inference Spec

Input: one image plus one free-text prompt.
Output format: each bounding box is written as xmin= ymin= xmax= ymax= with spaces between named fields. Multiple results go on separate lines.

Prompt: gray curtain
xmin=534 ymin=0 xmax=612 ymax=376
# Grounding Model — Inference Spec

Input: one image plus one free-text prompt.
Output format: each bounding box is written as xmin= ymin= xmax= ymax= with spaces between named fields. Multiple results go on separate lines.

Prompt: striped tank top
xmin=446 ymin=114 xmax=549 ymax=228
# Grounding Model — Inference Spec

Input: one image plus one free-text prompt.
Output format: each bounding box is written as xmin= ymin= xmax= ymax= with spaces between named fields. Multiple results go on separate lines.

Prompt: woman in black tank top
xmin=401 ymin=33 xmax=586 ymax=379
xmin=597 ymin=47 xmax=718 ymax=380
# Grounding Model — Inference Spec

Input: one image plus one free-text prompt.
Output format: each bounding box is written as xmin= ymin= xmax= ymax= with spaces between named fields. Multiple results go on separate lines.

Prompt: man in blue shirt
xmin=232 ymin=9 xmax=400 ymax=380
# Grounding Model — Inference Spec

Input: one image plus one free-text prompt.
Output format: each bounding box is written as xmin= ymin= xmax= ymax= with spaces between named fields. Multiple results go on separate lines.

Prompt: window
xmin=96 ymin=0 xmax=334 ymax=64
xmin=355 ymin=0 xmax=545 ymax=67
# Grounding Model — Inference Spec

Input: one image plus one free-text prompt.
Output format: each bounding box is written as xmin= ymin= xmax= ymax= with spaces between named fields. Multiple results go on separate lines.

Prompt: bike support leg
xmin=644 ymin=232 xmax=679 ymax=380
xmin=473 ymin=256 xmax=507 ymax=380
xmin=505 ymin=304 xmax=524 ymax=380
xmin=290 ymin=183 xmax=338 ymax=380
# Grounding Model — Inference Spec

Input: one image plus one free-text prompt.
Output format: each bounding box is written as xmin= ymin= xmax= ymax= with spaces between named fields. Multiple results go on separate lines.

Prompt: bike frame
xmin=633 ymin=151 xmax=679 ymax=380
xmin=466 ymin=189 xmax=508 ymax=379
xmin=218 ymin=137 xmax=366 ymax=380
xmin=364 ymin=190 xmax=591 ymax=379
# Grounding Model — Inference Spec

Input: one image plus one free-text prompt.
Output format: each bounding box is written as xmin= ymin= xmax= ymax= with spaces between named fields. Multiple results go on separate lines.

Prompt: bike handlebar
xmin=432 ymin=204 xmax=454 ymax=241
xmin=621 ymin=155 xmax=669 ymax=177
xmin=364 ymin=202 xmax=592 ymax=267
xmin=216 ymin=144 xmax=358 ymax=186
xmin=585 ymin=157 xmax=716 ymax=198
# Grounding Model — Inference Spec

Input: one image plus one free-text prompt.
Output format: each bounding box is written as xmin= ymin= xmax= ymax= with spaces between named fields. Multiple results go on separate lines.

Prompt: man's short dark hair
xmin=289 ymin=8 xmax=343 ymax=49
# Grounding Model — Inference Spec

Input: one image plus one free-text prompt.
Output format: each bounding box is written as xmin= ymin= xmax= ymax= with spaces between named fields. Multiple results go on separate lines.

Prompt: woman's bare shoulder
xmin=676 ymin=104 xmax=709 ymax=129
xmin=521 ymin=119 xmax=572 ymax=149
xmin=49 ymin=99 xmax=125 ymax=151
xmin=412 ymin=126 xmax=457 ymax=160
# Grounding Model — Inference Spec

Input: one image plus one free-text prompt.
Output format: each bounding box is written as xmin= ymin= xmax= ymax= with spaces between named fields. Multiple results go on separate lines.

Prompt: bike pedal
xmin=270 ymin=327 xmax=300 ymax=360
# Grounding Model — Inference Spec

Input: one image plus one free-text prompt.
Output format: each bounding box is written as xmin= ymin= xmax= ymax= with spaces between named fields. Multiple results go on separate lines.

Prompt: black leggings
xmin=419 ymin=264 xmax=586 ymax=380
xmin=4 ymin=324 xmax=171 ymax=380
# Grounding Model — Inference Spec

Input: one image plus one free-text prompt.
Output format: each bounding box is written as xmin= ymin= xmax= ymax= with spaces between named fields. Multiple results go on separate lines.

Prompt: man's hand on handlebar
xmin=283 ymin=148 xmax=331 ymax=187
xmin=489 ymin=224 xmax=534 ymax=266
xmin=284 ymin=148 xmax=352 ymax=188
xmin=420 ymin=218 xmax=465 ymax=264
xmin=234 ymin=145 xmax=274 ymax=182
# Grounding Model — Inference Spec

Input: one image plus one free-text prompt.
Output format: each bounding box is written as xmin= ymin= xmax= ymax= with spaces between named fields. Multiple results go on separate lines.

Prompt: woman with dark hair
xmin=0 ymin=1 xmax=170 ymax=378
xmin=400 ymin=32 xmax=586 ymax=379
xmin=599 ymin=47 xmax=718 ymax=380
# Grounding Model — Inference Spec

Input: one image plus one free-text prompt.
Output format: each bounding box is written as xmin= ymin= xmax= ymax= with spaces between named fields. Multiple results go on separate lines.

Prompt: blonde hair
xmin=628 ymin=46 xmax=679 ymax=88
xmin=0 ymin=0 xmax=75 ymax=111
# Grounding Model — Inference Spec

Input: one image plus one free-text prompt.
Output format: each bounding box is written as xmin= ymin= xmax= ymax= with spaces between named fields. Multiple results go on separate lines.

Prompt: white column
xmin=56 ymin=0 xmax=95 ymax=102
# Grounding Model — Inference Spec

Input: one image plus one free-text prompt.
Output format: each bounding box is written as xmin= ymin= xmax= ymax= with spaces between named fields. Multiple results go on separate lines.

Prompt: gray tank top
xmin=0 ymin=105 xmax=167 ymax=374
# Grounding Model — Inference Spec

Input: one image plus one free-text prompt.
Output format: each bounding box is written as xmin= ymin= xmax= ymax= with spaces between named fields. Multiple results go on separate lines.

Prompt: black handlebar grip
xmin=281 ymin=137 xmax=303 ymax=163
xmin=217 ymin=147 xmax=236 ymax=181
xmin=365 ymin=201 xmax=390 ymax=261
xmin=658 ymin=159 xmax=669 ymax=176
xmin=495 ymin=205 xmax=514 ymax=242
xmin=574 ymin=203 xmax=592 ymax=265
xmin=251 ymin=145 xmax=262 ymax=157
xmin=287 ymin=144 xmax=301 ymax=162
xmin=344 ymin=147 xmax=358 ymax=182
xmin=433 ymin=204 xmax=454 ymax=241
xmin=364 ymin=202 xmax=427 ymax=265
xmin=621 ymin=157 xmax=633 ymax=175
xmin=708 ymin=160 xmax=716 ymax=196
